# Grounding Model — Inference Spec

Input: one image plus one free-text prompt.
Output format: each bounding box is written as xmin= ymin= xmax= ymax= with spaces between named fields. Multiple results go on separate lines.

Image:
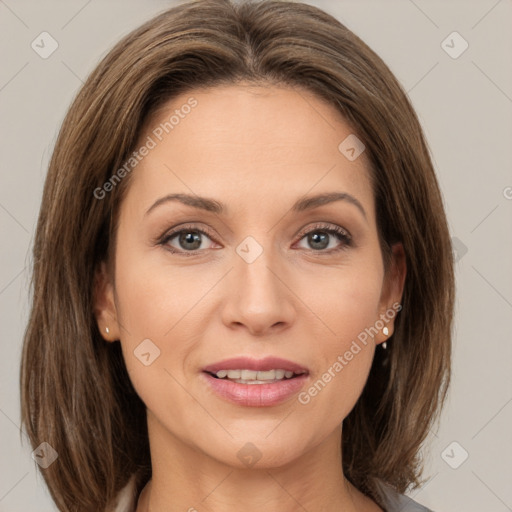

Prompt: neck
xmin=136 ymin=413 xmax=382 ymax=512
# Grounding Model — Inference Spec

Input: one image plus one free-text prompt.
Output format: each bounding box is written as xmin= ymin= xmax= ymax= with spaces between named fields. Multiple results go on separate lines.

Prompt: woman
xmin=20 ymin=0 xmax=454 ymax=511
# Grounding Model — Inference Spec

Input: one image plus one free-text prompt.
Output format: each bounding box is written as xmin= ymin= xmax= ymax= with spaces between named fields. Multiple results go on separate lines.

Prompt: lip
xmin=202 ymin=356 xmax=309 ymax=374
xmin=202 ymin=372 xmax=309 ymax=407
xmin=202 ymin=356 xmax=309 ymax=407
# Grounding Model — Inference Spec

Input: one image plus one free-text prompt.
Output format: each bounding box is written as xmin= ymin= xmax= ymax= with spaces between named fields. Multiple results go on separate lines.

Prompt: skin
xmin=94 ymin=83 xmax=406 ymax=512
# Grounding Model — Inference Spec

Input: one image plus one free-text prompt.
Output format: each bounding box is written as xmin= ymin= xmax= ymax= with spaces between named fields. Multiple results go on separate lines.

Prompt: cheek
xmin=112 ymin=246 xmax=219 ymax=409
xmin=297 ymin=324 xmax=376 ymax=437
xmin=111 ymin=248 xmax=180 ymax=390
xmin=113 ymin=246 xmax=202 ymax=338
xmin=305 ymin=254 xmax=384 ymax=349
xmin=296 ymin=262 xmax=383 ymax=424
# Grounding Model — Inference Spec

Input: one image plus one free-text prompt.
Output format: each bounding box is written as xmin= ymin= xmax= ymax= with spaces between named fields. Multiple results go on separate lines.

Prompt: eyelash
xmin=157 ymin=222 xmax=353 ymax=257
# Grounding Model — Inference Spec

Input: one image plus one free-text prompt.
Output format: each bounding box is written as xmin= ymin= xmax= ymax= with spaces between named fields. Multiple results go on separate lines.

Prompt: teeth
xmin=275 ymin=369 xmax=285 ymax=379
xmin=214 ymin=368 xmax=301 ymax=381
xmin=241 ymin=369 xmax=258 ymax=380
xmin=255 ymin=370 xmax=275 ymax=380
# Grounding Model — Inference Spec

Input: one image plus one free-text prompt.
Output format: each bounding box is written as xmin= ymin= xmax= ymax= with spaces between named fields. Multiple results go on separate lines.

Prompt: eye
xmin=159 ymin=224 xmax=218 ymax=256
xmin=295 ymin=223 xmax=352 ymax=253
xmin=157 ymin=222 xmax=352 ymax=257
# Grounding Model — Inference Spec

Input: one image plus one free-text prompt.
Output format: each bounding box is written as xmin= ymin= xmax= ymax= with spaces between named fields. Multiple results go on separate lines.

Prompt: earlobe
xmin=93 ymin=261 xmax=121 ymax=342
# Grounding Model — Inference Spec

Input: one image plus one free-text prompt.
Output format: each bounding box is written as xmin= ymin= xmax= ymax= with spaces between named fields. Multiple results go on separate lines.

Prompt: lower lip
xmin=202 ymin=372 xmax=309 ymax=407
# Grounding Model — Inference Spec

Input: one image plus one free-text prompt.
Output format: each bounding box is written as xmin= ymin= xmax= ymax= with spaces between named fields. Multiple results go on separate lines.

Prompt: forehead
xmin=125 ymin=83 xmax=375 ymax=220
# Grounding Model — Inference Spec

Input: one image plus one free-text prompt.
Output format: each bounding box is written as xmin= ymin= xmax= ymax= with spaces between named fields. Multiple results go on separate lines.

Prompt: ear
xmin=375 ymin=242 xmax=407 ymax=345
xmin=93 ymin=260 xmax=121 ymax=342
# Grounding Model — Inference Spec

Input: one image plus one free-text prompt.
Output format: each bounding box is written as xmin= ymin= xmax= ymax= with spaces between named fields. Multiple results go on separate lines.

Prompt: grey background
xmin=1 ymin=0 xmax=511 ymax=510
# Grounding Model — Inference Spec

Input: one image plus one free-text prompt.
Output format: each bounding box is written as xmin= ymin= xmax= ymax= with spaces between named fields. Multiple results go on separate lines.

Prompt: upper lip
xmin=203 ymin=356 xmax=309 ymax=374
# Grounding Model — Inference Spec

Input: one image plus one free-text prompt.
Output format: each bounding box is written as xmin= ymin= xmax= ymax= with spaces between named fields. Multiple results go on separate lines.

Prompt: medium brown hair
xmin=20 ymin=0 xmax=455 ymax=510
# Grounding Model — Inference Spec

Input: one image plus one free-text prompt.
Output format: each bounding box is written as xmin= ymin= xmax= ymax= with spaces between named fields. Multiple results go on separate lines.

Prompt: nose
xmin=221 ymin=243 xmax=296 ymax=337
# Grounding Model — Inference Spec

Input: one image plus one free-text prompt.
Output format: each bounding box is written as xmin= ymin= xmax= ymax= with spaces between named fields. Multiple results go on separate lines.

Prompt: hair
xmin=20 ymin=0 xmax=455 ymax=510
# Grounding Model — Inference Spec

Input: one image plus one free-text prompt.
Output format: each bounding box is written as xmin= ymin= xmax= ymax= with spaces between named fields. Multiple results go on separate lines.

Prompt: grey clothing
xmin=376 ymin=480 xmax=434 ymax=512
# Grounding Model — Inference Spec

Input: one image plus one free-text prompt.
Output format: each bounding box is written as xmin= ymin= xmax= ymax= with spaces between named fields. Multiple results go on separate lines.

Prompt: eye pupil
xmin=309 ymin=231 xmax=329 ymax=250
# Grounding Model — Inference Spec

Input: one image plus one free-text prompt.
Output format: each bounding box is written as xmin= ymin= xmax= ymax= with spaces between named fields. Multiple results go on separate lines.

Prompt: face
xmin=95 ymin=83 xmax=405 ymax=470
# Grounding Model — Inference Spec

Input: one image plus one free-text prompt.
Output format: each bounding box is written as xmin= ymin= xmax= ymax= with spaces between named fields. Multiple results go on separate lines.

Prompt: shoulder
xmin=374 ymin=479 xmax=435 ymax=512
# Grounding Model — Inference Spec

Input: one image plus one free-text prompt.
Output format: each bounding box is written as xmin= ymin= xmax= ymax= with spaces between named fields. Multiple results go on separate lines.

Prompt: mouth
xmin=201 ymin=356 xmax=310 ymax=407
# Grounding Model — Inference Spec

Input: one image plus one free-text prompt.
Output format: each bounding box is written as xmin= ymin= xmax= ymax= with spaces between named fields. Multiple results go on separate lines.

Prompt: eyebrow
xmin=145 ymin=191 xmax=367 ymax=220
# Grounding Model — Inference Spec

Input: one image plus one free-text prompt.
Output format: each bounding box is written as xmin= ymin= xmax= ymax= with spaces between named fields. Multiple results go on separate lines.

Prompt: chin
xmin=199 ymin=428 xmax=315 ymax=470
